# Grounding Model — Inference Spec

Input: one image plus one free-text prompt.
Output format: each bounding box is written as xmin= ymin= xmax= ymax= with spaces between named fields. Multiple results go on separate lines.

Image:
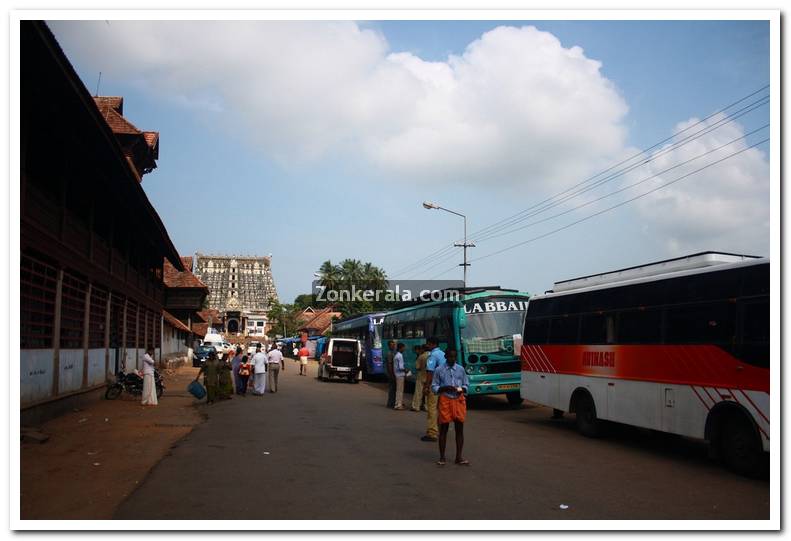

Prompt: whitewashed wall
xmin=21 ymin=350 xmax=54 ymax=405
xmin=86 ymin=349 xmax=107 ymax=387
xmin=58 ymin=349 xmax=84 ymax=394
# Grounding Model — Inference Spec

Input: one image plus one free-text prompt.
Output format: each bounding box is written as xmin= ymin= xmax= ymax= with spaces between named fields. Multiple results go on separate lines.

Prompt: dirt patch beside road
xmin=20 ymin=366 xmax=204 ymax=520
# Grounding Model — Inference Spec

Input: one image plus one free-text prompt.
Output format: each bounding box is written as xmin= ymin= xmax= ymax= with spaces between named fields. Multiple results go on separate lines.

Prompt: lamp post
xmin=422 ymin=201 xmax=475 ymax=288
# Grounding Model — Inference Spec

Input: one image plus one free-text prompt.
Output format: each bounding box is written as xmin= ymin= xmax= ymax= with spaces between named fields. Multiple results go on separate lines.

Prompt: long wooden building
xmin=20 ymin=21 xmax=186 ymax=417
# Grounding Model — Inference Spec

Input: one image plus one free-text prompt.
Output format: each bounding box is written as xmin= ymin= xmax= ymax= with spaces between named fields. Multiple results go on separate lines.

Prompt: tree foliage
xmin=315 ymin=258 xmax=389 ymax=319
xmin=267 ymin=300 xmax=302 ymax=338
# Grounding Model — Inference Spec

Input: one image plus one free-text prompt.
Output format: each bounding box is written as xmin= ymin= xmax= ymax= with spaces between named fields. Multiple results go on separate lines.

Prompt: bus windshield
xmin=462 ymin=311 xmax=526 ymax=354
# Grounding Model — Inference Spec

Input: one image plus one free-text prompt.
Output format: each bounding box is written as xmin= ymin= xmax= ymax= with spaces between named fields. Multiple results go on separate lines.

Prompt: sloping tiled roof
xmin=298 ymin=307 xmax=341 ymax=334
xmin=95 ymin=96 xmax=123 ymax=113
xmin=197 ymin=309 xmax=222 ymax=325
xmin=93 ymin=95 xmax=159 ymax=179
xmin=180 ymin=256 xmax=194 ymax=272
xmin=163 ymin=258 xmax=208 ymax=290
xmin=94 ymin=96 xmax=144 ymax=135
xmin=192 ymin=322 xmax=208 ymax=338
xmin=163 ymin=310 xmax=191 ymax=333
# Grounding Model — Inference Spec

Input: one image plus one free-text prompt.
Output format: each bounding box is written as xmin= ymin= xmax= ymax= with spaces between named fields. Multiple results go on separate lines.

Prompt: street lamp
xmin=422 ymin=201 xmax=475 ymax=288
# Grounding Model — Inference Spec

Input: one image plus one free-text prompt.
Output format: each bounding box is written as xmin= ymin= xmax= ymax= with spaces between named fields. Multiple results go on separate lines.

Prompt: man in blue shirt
xmin=431 ymin=348 xmax=469 ymax=466
xmin=393 ymin=343 xmax=407 ymax=410
xmin=420 ymin=337 xmax=446 ymax=442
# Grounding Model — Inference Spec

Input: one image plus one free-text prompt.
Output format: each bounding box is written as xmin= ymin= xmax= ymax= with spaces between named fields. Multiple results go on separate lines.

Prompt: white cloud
xmin=49 ymin=21 xmax=629 ymax=189
xmin=626 ymin=114 xmax=769 ymax=256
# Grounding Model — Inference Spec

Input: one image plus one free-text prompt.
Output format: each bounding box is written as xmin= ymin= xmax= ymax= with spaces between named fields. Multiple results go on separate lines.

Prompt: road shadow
xmin=516 ymin=410 xmax=769 ymax=481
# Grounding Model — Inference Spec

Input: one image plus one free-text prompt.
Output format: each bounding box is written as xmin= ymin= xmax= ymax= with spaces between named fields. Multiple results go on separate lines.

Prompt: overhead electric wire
xmin=422 ymin=136 xmax=770 ymax=279
xmin=391 ymin=85 xmax=769 ymax=278
xmin=473 ymin=121 xmax=769 ymax=244
xmin=470 ymin=97 xmax=769 ymax=244
xmin=464 ymin=87 xmax=770 ymax=243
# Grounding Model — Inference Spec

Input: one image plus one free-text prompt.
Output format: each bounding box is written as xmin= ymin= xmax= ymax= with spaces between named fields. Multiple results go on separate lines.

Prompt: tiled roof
xmin=163 ymin=258 xmax=208 ymax=290
xmin=93 ymin=95 xmax=159 ymax=179
xmin=298 ymin=307 xmax=341 ymax=334
xmin=180 ymin=256 xmax=194 ymax=272
xmin=197 ymin=309 xmax=222 ymax=325
xmin=94 ymin=97 xmax=144 ymax=135
xmin=143 ymin=131 xmax=159 ymax=147
xmin=94 ymin=96 xmax=123 ymax=113
xmin=163 ymin=310 xmax=191 ymax=333
xmin=192 ymin=322 xmax=208 ymax=338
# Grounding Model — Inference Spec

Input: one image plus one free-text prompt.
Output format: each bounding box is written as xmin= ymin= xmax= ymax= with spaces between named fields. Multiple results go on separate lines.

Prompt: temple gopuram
xmin=192 ymin=254 xmax=279 ymax=336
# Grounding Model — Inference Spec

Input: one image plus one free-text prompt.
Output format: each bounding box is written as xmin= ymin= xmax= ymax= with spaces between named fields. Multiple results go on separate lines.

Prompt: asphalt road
xmin=115 ymin=361 xmax=769 ymax=520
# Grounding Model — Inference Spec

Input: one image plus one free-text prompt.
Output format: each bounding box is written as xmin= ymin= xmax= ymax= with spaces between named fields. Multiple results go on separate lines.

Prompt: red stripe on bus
xmin=530 ymin=345 xmax=552 ymax=373
xmin=701 ymin=386 xmax=718 ymax=405
xmin=690 ymin=386 xmax=711 ymax=411
xmin=519 ymin=345 xmax=768 ymax=392
xmin=734 ymin=388 xmax=769 ymax=424
xmin=729 ymin=388 xmax=770 ymax=439
xmin=535 ymin=345 xmax=557 ymax=373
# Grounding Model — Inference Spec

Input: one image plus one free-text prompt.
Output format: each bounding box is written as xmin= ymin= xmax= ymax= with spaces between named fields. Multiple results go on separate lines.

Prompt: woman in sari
xmin=195 ymin=351 xmax=221 ymax=404
xmin=218 ymin=352 xmax=234 ymax=400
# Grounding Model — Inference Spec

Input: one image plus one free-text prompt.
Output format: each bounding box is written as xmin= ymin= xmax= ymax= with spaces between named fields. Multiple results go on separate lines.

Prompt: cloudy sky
xmin=49 ymin=19 xmax=771 ymax=302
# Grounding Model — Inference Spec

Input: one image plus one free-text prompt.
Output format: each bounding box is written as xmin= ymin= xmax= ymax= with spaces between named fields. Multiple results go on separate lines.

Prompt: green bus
xmin=381 ymin=287 xmax=530 ymax=405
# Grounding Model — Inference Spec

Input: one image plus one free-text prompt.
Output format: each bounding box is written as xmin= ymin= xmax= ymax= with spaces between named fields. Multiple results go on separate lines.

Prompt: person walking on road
xmin=195 ymin=351 xmax=221 ymax=404
xmin=267 ymin=345 xmax=285 ymax=393
xmin=431 ymin=348 xmax=469 ymax=466
xmin=298 ymin=344 xmax=310 ymax=376
xmin=237 ymin=355 xmax=252 ymax=396
xmin=141 ymin=347 xmax=158 ymax=406
xmin=252 ymin=345 xmax=268 ymax=395
xmin=421 ymin=337 xmax=445 ymax=442
xmin=231 ymin=347 xmax=243 ymax=394
xmin=393 ymin=343 xmax=407 ymax=410
xmin=384 ymin=340 xmax=396 ymax=408
xmin=218 ymin=352 xmax=233 ymax=400
xmin=411 ymin=344 xmax=429 ymax=412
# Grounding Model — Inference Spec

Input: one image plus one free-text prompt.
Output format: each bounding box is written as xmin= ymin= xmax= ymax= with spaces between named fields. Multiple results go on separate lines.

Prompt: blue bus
xmin=332 ymin=312 xmax=387 ymax=379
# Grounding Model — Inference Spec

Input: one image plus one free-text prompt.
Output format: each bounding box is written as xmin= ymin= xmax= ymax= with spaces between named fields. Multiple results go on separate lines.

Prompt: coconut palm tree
xmin=317 ymin=260 xmax=341 ymax=293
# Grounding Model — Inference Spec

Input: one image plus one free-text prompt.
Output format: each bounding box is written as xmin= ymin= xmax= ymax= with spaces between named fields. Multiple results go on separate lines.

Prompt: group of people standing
xmin=384 ymin=337 xmax=470 ymax=466
xmin=195 ymin=344 xmax=286 ymax=403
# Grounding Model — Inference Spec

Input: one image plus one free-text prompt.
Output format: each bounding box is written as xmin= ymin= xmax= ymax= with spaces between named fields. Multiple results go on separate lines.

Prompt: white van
xmin=202 ymin=333 xmax=226 ymax=355
xmin=318 ymin=338 xmax=362 ymax=383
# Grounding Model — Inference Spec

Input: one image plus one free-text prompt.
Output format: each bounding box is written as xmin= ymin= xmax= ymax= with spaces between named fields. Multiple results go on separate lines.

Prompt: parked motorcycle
xmin=105 ymin=370 xmax=164 ymax=400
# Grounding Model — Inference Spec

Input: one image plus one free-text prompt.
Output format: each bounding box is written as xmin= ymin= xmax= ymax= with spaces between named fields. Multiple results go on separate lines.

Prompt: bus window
xmin=548 ymin=315 xmax=579 ymax=344
xmin=414 ymin=322 xmax=425 ymax=338
xmin=524 ymin=318 xmax=550 ymax=344
xmin=405 ymin=324 xmax=414 ymax=339
xmin=739 ymin=299 xmax=769 ymax=368
xmin=665 ymin=302 xmax=736 ymax=345
xmin=425 ymin=320 xmax=436 ymax=337
xmin=437 ymin=318 xmax=451 ymax=339
xmin=617 ymin=308 xmax=662 ymax=343
xmin=667 ymin=270 xmax=735 ymax=304
xmin=741 ymin=264 xmax=770 ymax=297
xmin=580 ymin=313 xmax=615 ymax=344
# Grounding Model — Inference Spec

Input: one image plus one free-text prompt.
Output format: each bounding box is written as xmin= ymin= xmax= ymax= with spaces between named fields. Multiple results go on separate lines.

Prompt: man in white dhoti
xmin=252 ymin=345 xmax=267 ymax=395
xmin=141 ymin=347 xmax=158 ymax=406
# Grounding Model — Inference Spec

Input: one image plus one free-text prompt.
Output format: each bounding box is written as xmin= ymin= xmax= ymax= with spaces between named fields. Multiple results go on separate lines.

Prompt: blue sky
xmin=49 ymin=19 xmax=771 ymax=303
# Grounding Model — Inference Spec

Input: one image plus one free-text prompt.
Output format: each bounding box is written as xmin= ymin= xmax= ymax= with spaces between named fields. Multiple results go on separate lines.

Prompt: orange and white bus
xmin=520 ymin=252 xmax=769 ymax=475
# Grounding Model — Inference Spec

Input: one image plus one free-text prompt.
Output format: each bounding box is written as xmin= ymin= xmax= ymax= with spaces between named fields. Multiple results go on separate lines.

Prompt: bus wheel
xmin=720 ymin=413 xmax=763 ymax=477
xmin=573 ymin=391 xmax=602 ymax=438
xmin=506 ymin=392 xmax=523 ymax=408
